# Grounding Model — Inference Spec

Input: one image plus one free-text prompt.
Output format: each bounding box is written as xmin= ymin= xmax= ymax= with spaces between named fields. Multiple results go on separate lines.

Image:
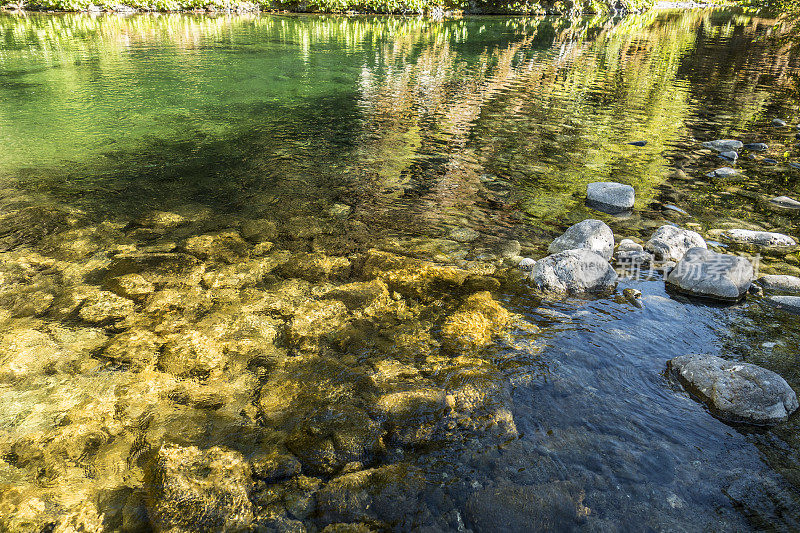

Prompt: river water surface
xmin=1 ymin=9 xmax=800 ymax=532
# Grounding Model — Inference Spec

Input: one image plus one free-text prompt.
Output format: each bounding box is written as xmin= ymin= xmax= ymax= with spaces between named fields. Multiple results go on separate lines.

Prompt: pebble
xmin=518 ymin=257 xmax=536 ymax=272
xmin=718 ymin=151 xmax=738 ymax=162
xmin=773 ymin=118 xmax=787 ymax=127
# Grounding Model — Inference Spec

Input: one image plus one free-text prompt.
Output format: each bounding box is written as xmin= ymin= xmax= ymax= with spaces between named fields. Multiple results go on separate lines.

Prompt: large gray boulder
xmin=758 ymin=275 xmax=800 ymax=293
xmin=767 ymin=295 xmax=800 ymax=314
xmin=547 ymin=219 xmax=614 ymax=261
xmin=720 ymin=229 xmax=797 ymax=254
xmin=666 ymin=248 xmax=753 ymax=301
xmin=702 ymin=139 xmax=743 ymax=152
xmin=530 ymin=249 xmax=617 ymax=295
xmin=667 ymin=354 xmax=798 ymax=425
xmin=645 ymin=225 xmax=707 ymax=262
xmin=586 ymin=182 xmax=635 ymax=213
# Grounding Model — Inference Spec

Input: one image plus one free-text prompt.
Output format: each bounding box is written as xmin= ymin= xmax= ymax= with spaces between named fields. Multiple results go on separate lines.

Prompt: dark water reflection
xmin=1 ymin=9 xmax=800 ymax=531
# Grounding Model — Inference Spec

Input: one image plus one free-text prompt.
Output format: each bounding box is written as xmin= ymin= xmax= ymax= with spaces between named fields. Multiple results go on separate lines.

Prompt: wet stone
xmin=586 ymin=181 xmax=635 ymax=213
xmin=449 ymin=227 xmax=480 ymax=243
xmin=286 ymin=300 xmax=349 ymax=351
xmin=744 ymin=143 xmax=768 ymax=152
xmin=702 ymin=139 xmax=743 ymax=152
xmin=645 ymin=225 xmax=706 ymax=262
xmin=101 ymin=329 xmax=163 ymax=370
xmin=767 ymin=295 xmax=800 ymax=314
xmin=547 ymin=219 xmax=614 ymax=261
xmin=667 ymin=354 xmax=798 ymax=425
xmin=158 ymin=331 xmax=225 ymax=379
xmin=706 ymin=167 xmax=740 ymax=179
xmin=530 ymin=249 xmax=617 ymax=295
xmin=251 ymin=452 xmax=302 ymax=483
xmin=315 ymin=464 xmax=426 ymax=527
xmin=105 ymin=273 xmax=154 ymax=301
xmin=758 ymin=275 xmax=800 ymax=293
xmin=144 ymin=444 xmax=254 ymax=533
xmin=720 ymin=229 xmax=797 ymax=254
xmin=770 ymin=196 xmax=800 ymax=209
xmin=666 ymin=248 xmax=753 ymax=301
xmin=361 ymin=249 xmax=470 ymax=299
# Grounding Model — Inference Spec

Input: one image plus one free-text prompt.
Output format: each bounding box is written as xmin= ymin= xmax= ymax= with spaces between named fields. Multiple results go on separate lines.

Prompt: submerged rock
xmin=315 ymin=464 xmax=426 ymax=527
xmin=361 ymin=249 xmax=470 ymax=299
xmin=772 ymin=118 xmax=788 ymax=127
xmin=547 ymin=219 xmax=614 ymax=261
xmin=744 ymin=143 xmax=768 ymax=152
xmin=758 ymin=275 xmax=800 ymax=293
xmin=78 ymin=290 xmax=135 ymax=326
xmin=144 ymin=444 xmax=254 ymax=533
xmin=667 ymin=354 xmax=798 ymax=425
xmin=702 ymin=139 xmax=743 ymax=152
xmin=441 ymin=291 xmax=510 ymax=353
xmin=277 ymin=252 xmax=351 ymax=282
xmin=706 ymin=167 xmax=740 ymax=179
xmin=767 ymin=295 xmax=800 ymax=314
xmin=183 ymin=231 xmax=250 ymax=264
xmin=586 ymin=182 xmax=635 ymax=212
xmin=645 ymin=225 xmax=706 ymax=262
xmin=720 ymin=229 xmax=797 ymax=253
xmin=449 ymin=227 xmax=480 ymax=243
xmin=530 ymin=249 xmax=617 ymax=295
xmin=465 ymin=482 xmax=588 ymax=533
xmin=770 ymin=196 xmax=800 ymax=209
xmin=666 ymin=248 xmax=753 ymax=301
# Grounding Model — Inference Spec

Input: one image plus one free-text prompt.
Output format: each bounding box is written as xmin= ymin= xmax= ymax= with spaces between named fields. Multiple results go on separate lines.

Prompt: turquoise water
xmin=1 ymin=9 xmax=800 ymax=531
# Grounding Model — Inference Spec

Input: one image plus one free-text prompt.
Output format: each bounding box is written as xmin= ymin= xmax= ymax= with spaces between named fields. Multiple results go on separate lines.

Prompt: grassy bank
xmin=0 ymin=0 xmax=653 ymax=16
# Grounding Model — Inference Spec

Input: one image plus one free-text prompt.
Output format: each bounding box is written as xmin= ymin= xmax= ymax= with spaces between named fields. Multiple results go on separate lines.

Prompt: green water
xmin=1 ymin=9 xmax=800 ymax=532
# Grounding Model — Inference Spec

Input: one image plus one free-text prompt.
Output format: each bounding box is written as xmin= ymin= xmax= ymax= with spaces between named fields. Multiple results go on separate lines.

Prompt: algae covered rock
xmin=465 ymin=482 xmax=588 ymax=533
xmin=158 ymin=331 xmax=225 ymax=379
xmin=78 ymin=290 xmax=135 ymax=326
xmin=361 ymin=249 xmax=470 ymax=299
xmin=286 ymin=300 xmax=349 ymax=351
xmin=102 ymin=329 xmax=164 ymax=370
xmin=144 ymin=444 xmax=254 ymax=533
xmin=277 ymin=252 xmax=352 ymax=282
xmin=106 ymin=273 xmax=155 ymax=302
xmin=315 ymin=464 xmax=426 ymax=527
xmin=441 ymin=291 xmax=510 ymax=353
xmin=183 ymin=231 xmax=250 ymax=264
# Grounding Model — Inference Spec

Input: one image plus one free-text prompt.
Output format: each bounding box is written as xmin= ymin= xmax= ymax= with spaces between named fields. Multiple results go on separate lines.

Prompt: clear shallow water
xmin=1 ymin=9 xmax=800 ymax=532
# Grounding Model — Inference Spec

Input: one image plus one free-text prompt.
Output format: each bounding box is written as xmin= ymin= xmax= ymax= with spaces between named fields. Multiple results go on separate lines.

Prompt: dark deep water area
xmin=1 ymin=9 xmax=800 ymax=532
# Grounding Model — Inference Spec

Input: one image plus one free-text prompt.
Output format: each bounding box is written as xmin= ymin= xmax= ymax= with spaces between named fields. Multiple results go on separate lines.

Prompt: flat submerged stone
xmin=768 ymin=295 xmax=800 ymax=314
xmin=668 ymin=354 xmax=798 ymax=425
xmin=702 ymin=139 xmax=743 ymax=152
xmin=586 ymin=181 xmax=635 ymax=213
